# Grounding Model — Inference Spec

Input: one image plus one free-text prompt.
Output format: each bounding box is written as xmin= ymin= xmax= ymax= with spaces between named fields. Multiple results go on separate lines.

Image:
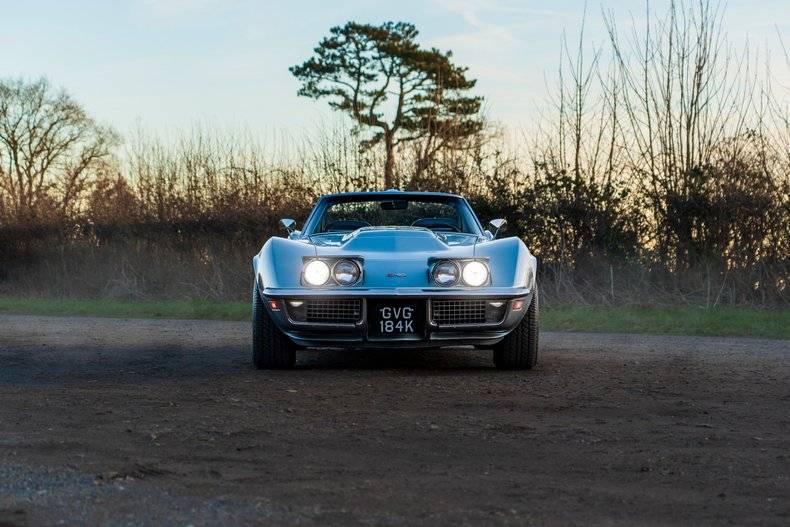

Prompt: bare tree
xmin=0 ymin=78 xmax=117 ymax=223
xmin=601 ymin=0 xmax=765 ymax=267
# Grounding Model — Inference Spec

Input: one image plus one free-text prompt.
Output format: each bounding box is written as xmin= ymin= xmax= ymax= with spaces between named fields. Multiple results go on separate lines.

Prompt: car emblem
xmin=386 ymin=272 xmax=407 ymax=278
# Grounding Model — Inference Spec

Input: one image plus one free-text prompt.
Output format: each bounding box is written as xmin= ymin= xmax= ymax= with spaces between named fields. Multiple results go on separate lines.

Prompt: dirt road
xmin=0 ymin=314 xmax=788 ymax=526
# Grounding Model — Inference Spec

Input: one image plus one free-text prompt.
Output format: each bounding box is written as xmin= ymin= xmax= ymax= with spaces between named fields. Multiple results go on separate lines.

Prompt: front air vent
xmin=431 ymin=299 xmax=488 ymax=325
xmin=304 ymin=299 xmax=362 ymax=323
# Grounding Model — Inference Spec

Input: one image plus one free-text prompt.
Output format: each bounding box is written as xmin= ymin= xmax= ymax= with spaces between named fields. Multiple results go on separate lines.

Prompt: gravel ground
xmin=0 ymin=314 xmax=788 ymax=526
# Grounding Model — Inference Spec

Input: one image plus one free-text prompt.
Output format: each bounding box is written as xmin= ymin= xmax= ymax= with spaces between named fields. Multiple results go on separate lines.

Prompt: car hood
xmin=254 ymin=227 xmax=531 ymax=290
xmin=308 ymin=227 xmax=481 ymax=250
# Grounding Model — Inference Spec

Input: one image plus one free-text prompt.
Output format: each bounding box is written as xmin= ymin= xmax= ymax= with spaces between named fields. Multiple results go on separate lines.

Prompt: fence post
xmin=610 ymin=264 xmax=615 ymax=300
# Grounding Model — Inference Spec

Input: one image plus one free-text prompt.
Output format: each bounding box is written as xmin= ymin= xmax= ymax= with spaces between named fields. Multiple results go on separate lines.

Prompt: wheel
xmin=493 ymin=290 xmax=539 ymax=370
xmin=252 ymin=284 xmax=296 ymax=369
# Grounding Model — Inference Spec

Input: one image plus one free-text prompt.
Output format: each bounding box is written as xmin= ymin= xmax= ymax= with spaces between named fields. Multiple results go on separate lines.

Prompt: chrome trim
xmin=427 ymin=258 xmax=491 ymax=288
xmin=301 ymin=259 xmax=332 ymax=287
xmin=301 ymin=256 xmax=365 ymax=288
xmin=265 ymin=286 xmax=530 ymax=298
xmin=430 ymin=260 xmax=461 ymax=287
xmin=286 ymin=317 xmax=361 ymax=328
xmin=284 ymin=297 xmax=365 ymax=326
xmin=331 ymin=259 xmax=363 ymax=286
xmin=426 ymin=298 xmax=507 ymax=328
xmin=460 ymin=261 xmax=490 ymax=287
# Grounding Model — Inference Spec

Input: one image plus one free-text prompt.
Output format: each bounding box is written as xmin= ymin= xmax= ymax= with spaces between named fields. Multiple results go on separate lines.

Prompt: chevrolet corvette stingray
xmin=251 ymin=191 xmax=538 ymax=369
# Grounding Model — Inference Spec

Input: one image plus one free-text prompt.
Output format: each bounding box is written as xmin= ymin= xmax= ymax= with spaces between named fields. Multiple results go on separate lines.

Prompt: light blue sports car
xmin=251 ymin=191 xmax=539 ymax=369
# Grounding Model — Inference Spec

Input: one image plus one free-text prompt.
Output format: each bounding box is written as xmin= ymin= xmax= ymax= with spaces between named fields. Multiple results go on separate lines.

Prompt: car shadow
xmin=295 ymin=346 xmax=496 ymax=371
xmin=0 ymin=342 xmax=502 ymax=386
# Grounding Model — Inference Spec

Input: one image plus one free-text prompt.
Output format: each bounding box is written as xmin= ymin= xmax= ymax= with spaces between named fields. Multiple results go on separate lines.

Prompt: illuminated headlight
xmin=462 ymin=261 xmax=489 ymax=287
xmin=303 ymin=259 xmax=330 ymax=286
xmin=432 ymin=261 xmax=460 ymax=286
xmin=332 ymin=259 xmax=361 ymax=286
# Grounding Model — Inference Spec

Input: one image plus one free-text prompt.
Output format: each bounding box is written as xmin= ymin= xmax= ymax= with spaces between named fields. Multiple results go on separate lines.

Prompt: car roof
xmin=319 ymin=190 xmax=464 ymax=200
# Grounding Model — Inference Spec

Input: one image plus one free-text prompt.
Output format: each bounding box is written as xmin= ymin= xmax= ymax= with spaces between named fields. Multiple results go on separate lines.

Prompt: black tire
xmin=252 ymin=284 xmax=296 ymax=369
xmin=493 ymin=291 xmax=539 ymax=370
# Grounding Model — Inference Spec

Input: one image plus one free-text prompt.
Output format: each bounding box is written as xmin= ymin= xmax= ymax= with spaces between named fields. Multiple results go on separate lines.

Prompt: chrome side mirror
xmin=488 ymin=218 xmax=507 ymax=239
xmin=280 ymin=218 xmax=297 ymax=235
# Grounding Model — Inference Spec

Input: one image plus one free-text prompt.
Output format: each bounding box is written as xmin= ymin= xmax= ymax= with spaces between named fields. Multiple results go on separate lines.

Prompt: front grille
xmin=305 ymin=299 xmax=362 ymax=323
xmin=431 ymin=299 xmax=487 ymax=325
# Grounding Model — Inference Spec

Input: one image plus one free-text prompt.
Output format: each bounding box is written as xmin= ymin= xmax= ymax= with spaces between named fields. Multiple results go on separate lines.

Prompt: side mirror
xmin=488 ymin=218 xmax=507 ymax=239
xmin=280 ymin=218 xmax=297 ymax=236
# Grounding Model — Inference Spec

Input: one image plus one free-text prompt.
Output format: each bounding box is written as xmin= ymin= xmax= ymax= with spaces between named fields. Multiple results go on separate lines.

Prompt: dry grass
xmin=1 ymin=296 xmax=786 ymax=339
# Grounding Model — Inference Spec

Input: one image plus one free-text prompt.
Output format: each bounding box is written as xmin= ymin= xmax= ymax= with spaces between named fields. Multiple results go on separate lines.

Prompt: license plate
xmin=368 ymin=300 xmax=424 ymax=339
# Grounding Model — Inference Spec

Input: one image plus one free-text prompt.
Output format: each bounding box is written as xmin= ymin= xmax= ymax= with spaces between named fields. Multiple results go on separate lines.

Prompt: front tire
xmin=493 ymin=291 xmax=539 ymax=370
xmin=252 ymin=284 xmax=296 ymax=369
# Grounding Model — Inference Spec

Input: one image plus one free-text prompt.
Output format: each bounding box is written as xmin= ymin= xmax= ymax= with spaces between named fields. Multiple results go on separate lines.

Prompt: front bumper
xmin=260 ymin=286 xmax=532 ymax=348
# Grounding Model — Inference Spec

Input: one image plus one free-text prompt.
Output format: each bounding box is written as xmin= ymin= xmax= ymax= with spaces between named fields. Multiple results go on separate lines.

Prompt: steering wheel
xmin=411 ymin=218 xmax=460 ymax=232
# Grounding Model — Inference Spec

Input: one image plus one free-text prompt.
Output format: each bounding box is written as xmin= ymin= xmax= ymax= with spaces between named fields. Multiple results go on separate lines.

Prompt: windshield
xmin=306 ymin=196 xmax=482 ymax=235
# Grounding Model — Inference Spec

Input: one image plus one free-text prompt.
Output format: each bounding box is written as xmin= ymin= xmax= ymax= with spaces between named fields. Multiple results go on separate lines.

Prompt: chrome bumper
xmin=260 ymin=287 xmax=532 ymax=348
xmin=262 ymin=286 xmax=532 ymax=298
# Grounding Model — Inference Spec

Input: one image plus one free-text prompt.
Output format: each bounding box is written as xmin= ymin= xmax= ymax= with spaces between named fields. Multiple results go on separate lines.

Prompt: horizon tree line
xmin=0 ymin=0 xmax=787 ymax=305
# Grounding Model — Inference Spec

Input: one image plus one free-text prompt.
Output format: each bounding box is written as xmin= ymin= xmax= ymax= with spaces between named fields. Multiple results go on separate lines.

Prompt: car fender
xmin=474 ymin=236 xmax=537 ymax=290
xmin=253 ymin=237 xmax=314 ymax=290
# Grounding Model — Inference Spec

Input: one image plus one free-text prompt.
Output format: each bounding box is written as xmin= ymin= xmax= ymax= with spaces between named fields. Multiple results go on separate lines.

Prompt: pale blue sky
xmin=2 ymin=0 xmax=788 ymax=138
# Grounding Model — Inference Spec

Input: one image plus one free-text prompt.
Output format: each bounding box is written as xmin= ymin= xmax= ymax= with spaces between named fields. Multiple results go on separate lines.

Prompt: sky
xmin=2 ymin=0 xmax=789 ymax=140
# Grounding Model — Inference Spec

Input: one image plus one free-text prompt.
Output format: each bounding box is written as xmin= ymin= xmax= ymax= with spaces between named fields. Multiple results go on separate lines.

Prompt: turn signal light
xmin=511 ymin=298 xmax=525 ymax=311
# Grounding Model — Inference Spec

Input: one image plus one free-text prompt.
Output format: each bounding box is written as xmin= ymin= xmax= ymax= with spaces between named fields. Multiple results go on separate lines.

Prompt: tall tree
xmin=0 ymin=78 xmax=117 ymax=222
xmin=290 ymin=21 xmax=483 ymax=188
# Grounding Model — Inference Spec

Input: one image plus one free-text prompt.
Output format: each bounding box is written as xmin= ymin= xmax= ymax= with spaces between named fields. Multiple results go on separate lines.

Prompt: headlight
xmin=332 ymin=259 xmax=361 ymax=286
xmin=432 ymin=261 xmax=460 ymax=286
xmin=462 ymin=261 xmax=489 ymax=286
xmin=303 ymin=259 xmax=330 ymax=286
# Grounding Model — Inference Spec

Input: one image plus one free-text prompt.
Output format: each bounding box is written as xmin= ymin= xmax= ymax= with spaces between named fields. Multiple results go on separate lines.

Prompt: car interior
xmin=318 ymin=199 xmax=467 ymax=234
